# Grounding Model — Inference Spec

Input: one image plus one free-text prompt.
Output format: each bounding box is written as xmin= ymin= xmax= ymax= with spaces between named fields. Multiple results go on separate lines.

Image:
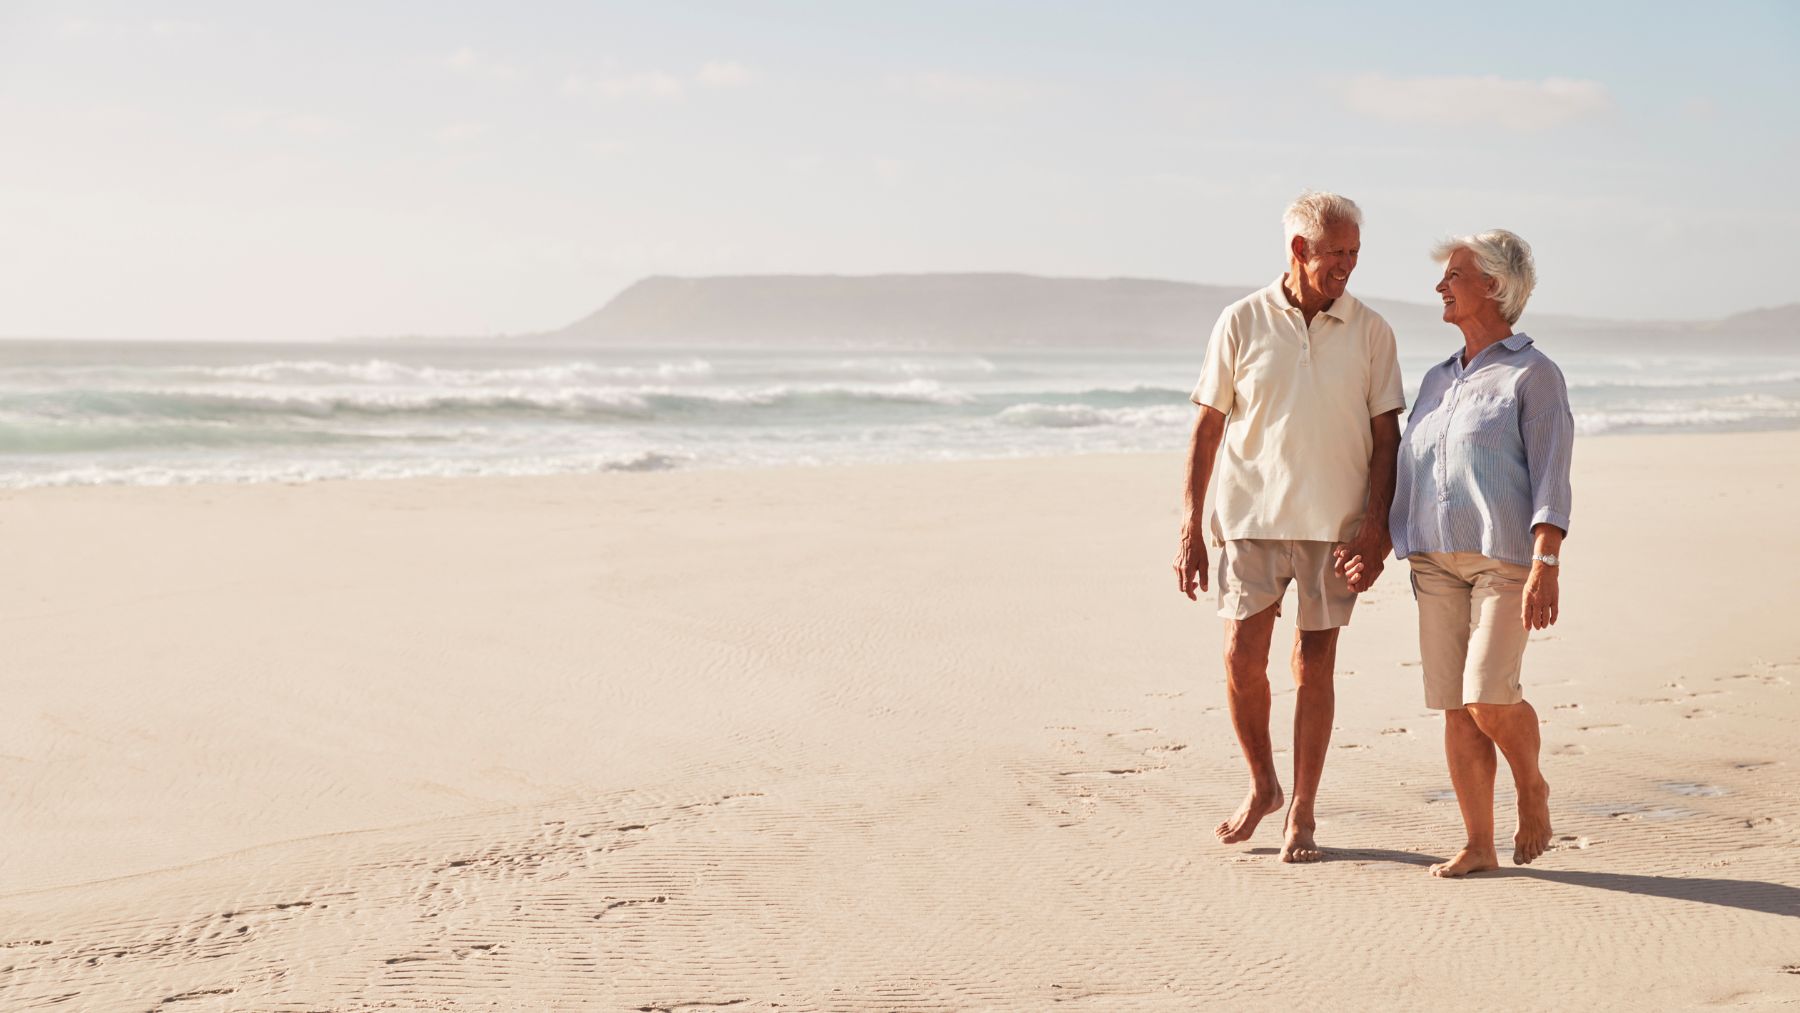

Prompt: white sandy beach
xmin=1 ymin=431 xmax=1797 ymax=1011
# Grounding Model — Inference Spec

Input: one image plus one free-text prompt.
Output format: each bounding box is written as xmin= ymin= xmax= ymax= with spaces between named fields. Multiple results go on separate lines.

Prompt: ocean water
xmin=2 ymin=339 xmax=1798 ymax=488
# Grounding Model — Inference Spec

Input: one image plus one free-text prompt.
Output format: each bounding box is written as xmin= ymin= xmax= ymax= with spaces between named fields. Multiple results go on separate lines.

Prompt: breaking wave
xmin=0 ymin=378 xmax=977 ymax=427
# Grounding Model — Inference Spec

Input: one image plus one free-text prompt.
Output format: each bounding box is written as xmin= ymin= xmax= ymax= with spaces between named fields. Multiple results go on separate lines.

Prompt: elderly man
xmin=1174 ymin=190 xmax=1405 ymax=863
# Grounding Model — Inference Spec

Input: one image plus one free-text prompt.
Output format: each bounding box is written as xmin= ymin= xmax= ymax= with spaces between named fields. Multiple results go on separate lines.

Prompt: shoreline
xmin=4 ymin=421 xmax=1800 ymax=495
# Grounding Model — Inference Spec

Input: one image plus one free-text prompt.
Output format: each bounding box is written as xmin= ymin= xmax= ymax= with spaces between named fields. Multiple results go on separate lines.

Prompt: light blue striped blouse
xmin=1391 ymin=333 xmax=1574 ymax=566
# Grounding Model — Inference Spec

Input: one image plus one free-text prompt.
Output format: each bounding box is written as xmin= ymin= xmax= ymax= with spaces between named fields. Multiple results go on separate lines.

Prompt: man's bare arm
xmin=1335 ymin=409 xmax=1401 ymax=592
xmin=1175 ymin=406 xmax=1226 ymax=600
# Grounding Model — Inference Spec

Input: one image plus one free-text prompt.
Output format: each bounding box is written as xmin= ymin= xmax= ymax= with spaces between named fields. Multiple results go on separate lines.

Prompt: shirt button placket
xmin=1438 ymin=385 xmax=1452 ymax=503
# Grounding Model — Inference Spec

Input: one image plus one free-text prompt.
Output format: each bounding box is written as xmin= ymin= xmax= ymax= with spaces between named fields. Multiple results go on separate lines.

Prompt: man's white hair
xmin=1432 ymin=229 xmax=1537 ymax=325
xmin=1282 ymin=190 xmax=1363 ymax=256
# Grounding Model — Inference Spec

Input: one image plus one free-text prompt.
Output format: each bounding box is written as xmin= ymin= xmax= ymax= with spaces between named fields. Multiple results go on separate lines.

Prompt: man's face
xmin=1296 ymin=221 xmax=1360 ymax=301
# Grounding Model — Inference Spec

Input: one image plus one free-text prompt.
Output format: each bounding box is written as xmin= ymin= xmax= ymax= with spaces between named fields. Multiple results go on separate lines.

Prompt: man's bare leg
xmin=1282 ymin=627 xmax=1338 ymax=862
xmin=1216 ymin=604 xmax=1283 ymax=844
xmin=1466 ymin=700 xmax=1552 ymax=865
xmin=1432 ymin=707 xmax=1499 ymax=877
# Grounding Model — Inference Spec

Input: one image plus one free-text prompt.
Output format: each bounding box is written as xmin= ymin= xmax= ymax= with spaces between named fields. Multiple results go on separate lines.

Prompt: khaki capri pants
xmin=1408 ymin=551 xmax=1532 ymax=710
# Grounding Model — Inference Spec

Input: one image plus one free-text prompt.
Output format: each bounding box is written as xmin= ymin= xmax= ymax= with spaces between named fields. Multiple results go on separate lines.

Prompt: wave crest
xmin=996 ymin=403 xmax=1190 ymax=428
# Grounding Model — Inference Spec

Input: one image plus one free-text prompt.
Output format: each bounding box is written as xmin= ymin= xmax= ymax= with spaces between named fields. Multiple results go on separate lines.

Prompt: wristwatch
xmin=1532 ymin=553 xmax=1560 ymax=566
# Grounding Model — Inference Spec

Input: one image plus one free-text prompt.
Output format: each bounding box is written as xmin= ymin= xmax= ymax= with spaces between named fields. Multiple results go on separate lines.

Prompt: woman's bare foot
xmin=1430 ymin=846 xmax=1499 ymax=878
xmin=1215 ymin=785 xmax=1284 ymax=844
xmin=1281 ymin=816 xmax=1322 ymax=863
xmin=1513 ymin=774 xmax=1552 ymax=865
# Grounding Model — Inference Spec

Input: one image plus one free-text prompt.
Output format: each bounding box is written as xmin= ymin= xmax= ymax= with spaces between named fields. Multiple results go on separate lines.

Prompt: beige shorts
xmin=1216 ymin=539 xmax=1357 ymax=631
xmin=1409 ymin=552 xmax=1532 ymax=710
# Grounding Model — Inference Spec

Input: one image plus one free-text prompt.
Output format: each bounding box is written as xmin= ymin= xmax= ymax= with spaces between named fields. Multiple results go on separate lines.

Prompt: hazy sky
xmin=1 ymin=1 xmax=1795 ymax=340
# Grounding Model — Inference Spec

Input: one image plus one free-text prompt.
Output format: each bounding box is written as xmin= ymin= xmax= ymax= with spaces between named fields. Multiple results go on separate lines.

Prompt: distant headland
xmin=535 ymin=273 xmax=1797 ymax=354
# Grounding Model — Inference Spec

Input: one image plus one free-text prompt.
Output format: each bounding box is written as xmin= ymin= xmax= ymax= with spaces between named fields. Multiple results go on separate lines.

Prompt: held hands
xmin=1332 ymin=535 xmax=1387 ymax=593
xmin=1522 ymin=563 xmax=1560 ymax=631
xmin=1174 ymin=523 xmax=1208 ymax=600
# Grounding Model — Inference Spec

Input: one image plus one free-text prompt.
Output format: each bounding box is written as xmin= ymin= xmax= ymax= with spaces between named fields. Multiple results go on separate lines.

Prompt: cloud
xmin=445 ymin=47 xmax=518 ymax=81
xmin=696 ymin=61 xmax=755 ymax=89
xmin=873 ymin=157 xmax=907 ymax=186
xmin=785 ymin=152 xmax=825 ymax=175
xmin=56 ymin=17 xmax=130 ymax=38
xmin=221 ymin=109 xmax=347 ymax=139
xmin=435 ymin=121 xmax=490 ymax=143
xmin=563 ymin=70 xmax=687 ymax=101
xmin=887 ymin=71 xmax=1051 ymax=107
xmin=1135 ymin=172 xmax=1238 ymax=199
xmin=281 ymin=113 xmax=344 ymax=138
xmin=563 ymin=62 xmax=757 ymax=101
xmin=1343 ymin=74 xmax=1613 ymax=131
xmin=149 ymin=20 xmax=211 ymax=38
xmin=1677 ymin=97 xmax=1717 ymax=119
xmin=58 ymin=17 xmax=211 ymax=39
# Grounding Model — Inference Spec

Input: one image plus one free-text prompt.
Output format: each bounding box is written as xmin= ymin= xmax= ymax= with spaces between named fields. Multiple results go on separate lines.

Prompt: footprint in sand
xmin=596 ymin=896 xmax=669 ymax=920
xmin=1577 ymin=723 xmax=1624 ymax=732
xmin=1660 ymin=782 xmax=1727 ymax=797
xmin=1058 ymin=767 xmax=1152 ymax=779
xmin=1550 ymin=743 xmax=1587 ymax=756
xmin=1547 ymin=835 xmax=1589 ymax=851
xmin=160 ymin=988 xmax=236 ymax=1004
xmin=1755 ymin=671 xmax=1791 ymax=685
xmin=1379 ymin=727 xmax=1408 ymax=735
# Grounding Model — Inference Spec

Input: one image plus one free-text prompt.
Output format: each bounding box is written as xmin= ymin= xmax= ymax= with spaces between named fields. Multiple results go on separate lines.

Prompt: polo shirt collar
xmin=1266 ymin=275 xmax=1357 ymax=320
xmin=1320 ymin=291 xmax=1358 ymax=322
xmin=1266 ymin=276 xmax=1297 ymax=311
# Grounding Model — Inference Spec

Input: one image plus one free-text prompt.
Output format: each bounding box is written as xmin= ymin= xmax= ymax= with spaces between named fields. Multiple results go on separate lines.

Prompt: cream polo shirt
xmin=1191 ymin=277 xmax=1406 ymax=544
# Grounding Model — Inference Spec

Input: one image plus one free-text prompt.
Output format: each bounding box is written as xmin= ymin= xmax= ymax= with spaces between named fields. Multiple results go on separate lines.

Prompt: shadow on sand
xmin=1321 ymin=848 xmax=1800 ymax=918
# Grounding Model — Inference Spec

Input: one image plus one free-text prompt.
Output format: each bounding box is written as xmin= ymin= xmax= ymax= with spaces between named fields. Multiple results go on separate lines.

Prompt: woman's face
xmin=1435 ymin=247 xmax=1496 ymax=325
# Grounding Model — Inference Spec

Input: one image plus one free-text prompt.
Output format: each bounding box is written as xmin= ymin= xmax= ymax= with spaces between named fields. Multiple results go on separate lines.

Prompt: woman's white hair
xmin=1282 ymin=190 xmax=1362 ymax=255
xmin=1432 ymin=229 xmax=1537 ymax=324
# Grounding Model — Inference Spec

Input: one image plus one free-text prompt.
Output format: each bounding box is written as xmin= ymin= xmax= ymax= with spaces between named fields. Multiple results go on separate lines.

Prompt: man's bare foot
xmin=1513 ymin=774 xmax=1552 ymax=865
xmin=1280 ymin=817 xmax=1322 ymax=863
xmin=1430 ymin=846 xmax=1499 ymax=878
xmin=1215 ymin=785 xmax=1284 ymax=844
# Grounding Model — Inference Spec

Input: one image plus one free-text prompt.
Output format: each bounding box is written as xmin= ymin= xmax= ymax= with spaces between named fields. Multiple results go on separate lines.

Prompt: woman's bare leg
xmin=1466 ymin=700 xmax=1551 ymax=865
xmin=1432 ymin=707 xmax=1500 ymax=877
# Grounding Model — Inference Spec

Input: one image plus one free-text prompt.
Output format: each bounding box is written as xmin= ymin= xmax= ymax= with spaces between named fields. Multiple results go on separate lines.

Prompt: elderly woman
xmin=1351 ymin=230 xmax=1573 ymax=877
